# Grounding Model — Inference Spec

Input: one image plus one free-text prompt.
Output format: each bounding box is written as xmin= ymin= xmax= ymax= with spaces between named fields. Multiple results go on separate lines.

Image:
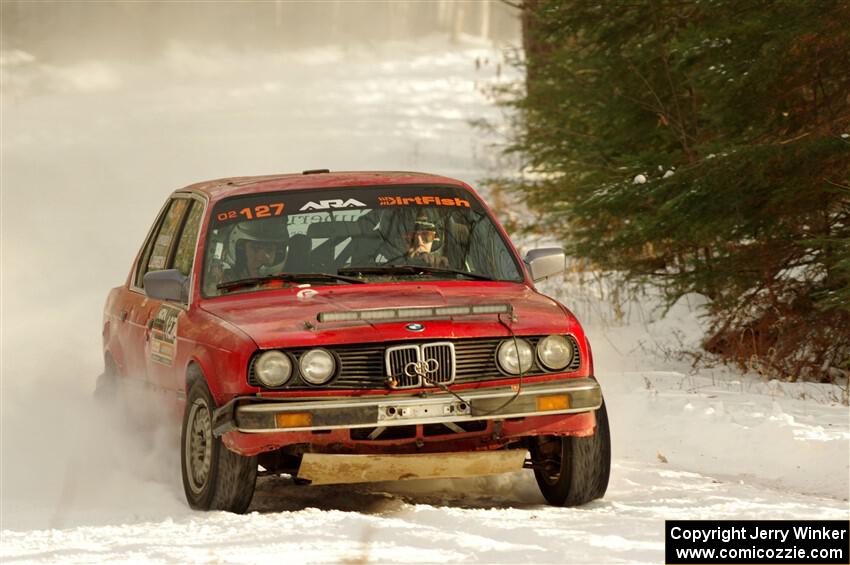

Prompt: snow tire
xmin=181 ymin=378 xmax=257 ymax=513
xmin=531 ymin=400 xmax=611 ymax=506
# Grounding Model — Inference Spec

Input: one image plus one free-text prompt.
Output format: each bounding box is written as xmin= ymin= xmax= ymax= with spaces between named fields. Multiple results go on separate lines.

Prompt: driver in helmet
xmin=405 ymin=213 xmax=448 ymax=268
xmin=223 ymin=219 xmax=287 ymax=282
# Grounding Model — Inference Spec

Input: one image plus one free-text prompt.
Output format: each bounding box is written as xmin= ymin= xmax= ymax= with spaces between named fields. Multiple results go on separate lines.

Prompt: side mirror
xmin=525 ymin=248 xmax=566 ymax=282
xmin=144 ymin=269 xmax=189 ymax=302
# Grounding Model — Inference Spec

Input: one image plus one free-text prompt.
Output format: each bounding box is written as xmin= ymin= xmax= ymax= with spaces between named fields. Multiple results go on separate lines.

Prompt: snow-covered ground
xmin=2 ymin=30 xmax=848 ymax=564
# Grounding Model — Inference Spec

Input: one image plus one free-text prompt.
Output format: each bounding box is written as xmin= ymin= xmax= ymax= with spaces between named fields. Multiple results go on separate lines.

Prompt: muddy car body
xmin=101 ymin=170 xmax=610 ymax=512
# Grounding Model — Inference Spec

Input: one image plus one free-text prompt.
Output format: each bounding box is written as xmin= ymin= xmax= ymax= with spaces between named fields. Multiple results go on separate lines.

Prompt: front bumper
xmin=213 ymin=377 xmax=602 ymax=435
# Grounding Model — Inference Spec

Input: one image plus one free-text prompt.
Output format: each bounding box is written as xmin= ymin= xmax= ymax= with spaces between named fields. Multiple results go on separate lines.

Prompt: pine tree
xmin=503 ymin=0 xmax=850 ymax=380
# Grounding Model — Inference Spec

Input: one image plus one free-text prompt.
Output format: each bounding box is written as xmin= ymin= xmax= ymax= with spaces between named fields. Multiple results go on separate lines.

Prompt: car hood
xmin=200 ymin=282 xmax=582 ymax=349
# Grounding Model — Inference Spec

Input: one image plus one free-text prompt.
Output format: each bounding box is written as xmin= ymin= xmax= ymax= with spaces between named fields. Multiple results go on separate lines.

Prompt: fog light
xmin=275 ymin=413 xmax=313 ymax=428
xmin=537 ymin=395 xmax=569 ymax=411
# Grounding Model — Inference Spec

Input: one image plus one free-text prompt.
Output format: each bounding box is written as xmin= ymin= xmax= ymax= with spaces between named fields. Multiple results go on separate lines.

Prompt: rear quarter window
xmin=135 ymin=198 xmax=189 ymax=288
xmin=173 ymin=200 xmax=205 ymax=276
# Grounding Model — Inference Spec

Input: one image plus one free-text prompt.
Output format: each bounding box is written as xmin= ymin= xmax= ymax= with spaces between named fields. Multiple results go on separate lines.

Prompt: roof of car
xmin=179 ymin=171 xmax=471 ymax=201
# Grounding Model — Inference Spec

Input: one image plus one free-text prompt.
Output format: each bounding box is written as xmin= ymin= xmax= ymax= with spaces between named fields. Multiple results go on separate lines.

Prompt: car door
xmin=143 ymin=196 xmax=205 ymax=396
xmin=125 ymin=196 xmax=192 ymax=389
xmin=107 ymin=197 xmax=170 ymax=382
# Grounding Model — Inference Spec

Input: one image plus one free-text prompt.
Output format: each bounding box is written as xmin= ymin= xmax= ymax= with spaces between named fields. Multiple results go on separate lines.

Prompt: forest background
xmin=493 ymin=0 xmax=850 ymax=383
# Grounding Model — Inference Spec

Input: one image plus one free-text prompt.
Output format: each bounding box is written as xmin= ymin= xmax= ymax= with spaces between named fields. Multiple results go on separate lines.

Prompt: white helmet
xmin=228 ymin=219 xmax=288 ymax=273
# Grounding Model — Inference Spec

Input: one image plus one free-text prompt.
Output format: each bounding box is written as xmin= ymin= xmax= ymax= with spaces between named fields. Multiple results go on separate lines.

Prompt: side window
xmin=134 ymin=203 xmax=168 ymax=288
xmin=173 ymin=200 xmax=204 ymax=276
xmin=136 ymin=198 xmax=189 ymax=288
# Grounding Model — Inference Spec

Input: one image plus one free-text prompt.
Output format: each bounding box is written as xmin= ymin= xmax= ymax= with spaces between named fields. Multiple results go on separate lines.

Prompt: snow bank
xmin=536 ymin=273 xmax=849 ymax=501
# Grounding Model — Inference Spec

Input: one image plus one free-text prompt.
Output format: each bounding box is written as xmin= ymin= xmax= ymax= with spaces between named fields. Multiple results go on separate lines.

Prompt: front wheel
xmin=530 ymin=401 xmax=611 ymax=506
xmin=181 ymin=378 xmax=257 ymax=513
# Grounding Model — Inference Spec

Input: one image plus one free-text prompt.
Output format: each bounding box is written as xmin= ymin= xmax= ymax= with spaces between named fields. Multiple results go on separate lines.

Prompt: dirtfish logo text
xmin=378 ymin=195 xmax=471 ymax=207
xmin=299 ymin=199 xmax=367 ymax=211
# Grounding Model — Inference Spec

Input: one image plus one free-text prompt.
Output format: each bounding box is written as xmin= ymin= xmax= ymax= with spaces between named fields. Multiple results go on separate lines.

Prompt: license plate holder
xmin=376 ymin=398 xmax=471 ymax=422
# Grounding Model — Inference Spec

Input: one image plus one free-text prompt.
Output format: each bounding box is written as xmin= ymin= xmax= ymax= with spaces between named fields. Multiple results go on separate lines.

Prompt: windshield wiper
xmin=218 ymin=272 xmax=365 ymax=291
xmin=338 ymin=265 xmax=496 ymax=281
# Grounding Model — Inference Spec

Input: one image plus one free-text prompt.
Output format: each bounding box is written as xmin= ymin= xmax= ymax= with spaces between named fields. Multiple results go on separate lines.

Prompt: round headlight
xmin=254 ymin=350 xmax=292 ymax=387
xmin=299 ymin=349 xmax=336 ymax=385
xmin=496 ymin=338 xmax=534 ymax=375
xmin=537 ymin=335 xmax=574 ymax=370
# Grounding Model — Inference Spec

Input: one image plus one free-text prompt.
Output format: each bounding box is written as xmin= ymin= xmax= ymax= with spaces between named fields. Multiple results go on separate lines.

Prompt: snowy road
xmin=3 ymin=364 xmax=847 ymax=563
xmin=3 ymin=468 xmax=845 ymax=565
xmin=2 ymin=32 xmax=848 ymax=564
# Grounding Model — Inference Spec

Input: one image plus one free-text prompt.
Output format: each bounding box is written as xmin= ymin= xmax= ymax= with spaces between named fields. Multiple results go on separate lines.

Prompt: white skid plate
xmin=296 ymin=450 xmax=527 ymax=486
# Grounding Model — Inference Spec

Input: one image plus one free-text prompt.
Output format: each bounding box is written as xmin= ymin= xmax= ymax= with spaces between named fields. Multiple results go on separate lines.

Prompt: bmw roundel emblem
xmin=405 ymin=322 xmax=425 ymax=332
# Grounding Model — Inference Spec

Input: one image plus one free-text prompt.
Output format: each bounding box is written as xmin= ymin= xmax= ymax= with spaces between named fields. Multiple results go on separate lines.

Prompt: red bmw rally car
xmin=101 ymin=170 xmax=610 ymax=512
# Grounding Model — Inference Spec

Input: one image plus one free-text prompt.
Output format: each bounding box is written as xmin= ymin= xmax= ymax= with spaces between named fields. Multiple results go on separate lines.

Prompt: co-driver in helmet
xmin=405 ymin=213 xmax=448 ymax=268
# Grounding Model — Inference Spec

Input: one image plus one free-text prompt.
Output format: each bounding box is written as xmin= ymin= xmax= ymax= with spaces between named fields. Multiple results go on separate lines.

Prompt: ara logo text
xmin=299 ymin=199 xmax=367 ymax=211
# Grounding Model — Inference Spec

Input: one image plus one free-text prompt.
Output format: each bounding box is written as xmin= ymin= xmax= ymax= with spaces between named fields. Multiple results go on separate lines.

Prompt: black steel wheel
xmin=181 ymin=377 xmax=257 ymax=513
xmin=531 ymin=400 xmax=611 ymax=506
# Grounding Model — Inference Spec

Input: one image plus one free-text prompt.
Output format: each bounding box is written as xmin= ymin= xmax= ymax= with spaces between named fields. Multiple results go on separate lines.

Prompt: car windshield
xmin=201 ymin=184 xmax=524 ymax=297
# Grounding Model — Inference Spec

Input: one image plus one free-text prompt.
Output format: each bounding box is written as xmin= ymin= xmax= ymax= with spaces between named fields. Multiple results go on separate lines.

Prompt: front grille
xmin=386 ymin=342 xmax=455 ymax=389
xmin=422 ymin=342 xmax=454 ymax=384
xmin=248 ymin=335 xmax=581 ymax=390
xmin=386 ymin=345 xmax=420 ymax=388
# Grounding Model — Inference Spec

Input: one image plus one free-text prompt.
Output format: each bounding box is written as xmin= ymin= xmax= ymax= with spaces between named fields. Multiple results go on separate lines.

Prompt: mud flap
xmin=296 ymin=450 xmax=527 ymax=485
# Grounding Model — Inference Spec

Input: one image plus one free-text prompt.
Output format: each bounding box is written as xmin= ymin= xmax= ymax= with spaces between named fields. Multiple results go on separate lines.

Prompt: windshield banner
xmin=212 ymin=184 xmax=484 ymax=224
